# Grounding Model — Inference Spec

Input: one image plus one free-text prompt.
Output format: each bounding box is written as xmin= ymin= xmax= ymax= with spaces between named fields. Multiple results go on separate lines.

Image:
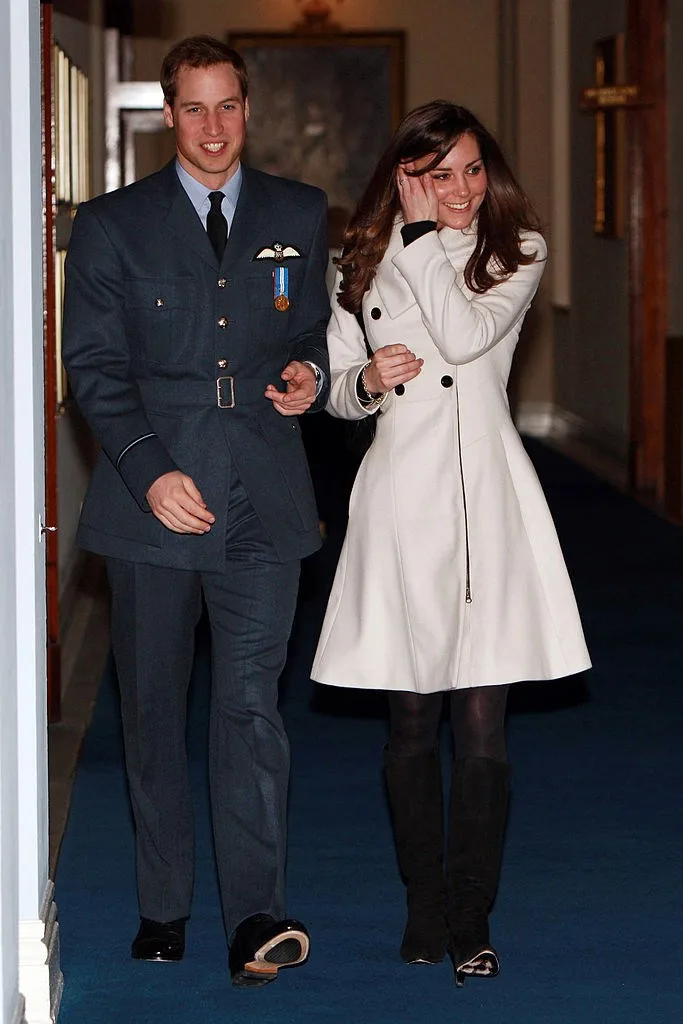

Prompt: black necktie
xmin=207 ymin=191 xmax=227 ymax=261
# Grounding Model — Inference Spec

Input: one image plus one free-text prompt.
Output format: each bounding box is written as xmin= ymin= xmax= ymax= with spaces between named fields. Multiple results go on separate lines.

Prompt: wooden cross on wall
xmin=579 ymin=33 xmax=649 ymax=237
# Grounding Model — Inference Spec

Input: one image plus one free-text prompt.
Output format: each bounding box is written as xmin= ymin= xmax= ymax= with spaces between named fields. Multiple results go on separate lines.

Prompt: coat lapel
xmin=375 ymin=221 xmax=419 ymax=319
xmin=156 ymin=162 xmax=219 ymax=270
xmin=153 ymin=162 xmax=273 ymax=272
xmin=221 ymin=167 xmax=272 ymax=275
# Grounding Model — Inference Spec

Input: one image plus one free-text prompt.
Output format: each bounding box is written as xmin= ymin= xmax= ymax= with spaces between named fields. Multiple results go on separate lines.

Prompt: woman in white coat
xmin=311 ymin=102 xmax=591 ymax=986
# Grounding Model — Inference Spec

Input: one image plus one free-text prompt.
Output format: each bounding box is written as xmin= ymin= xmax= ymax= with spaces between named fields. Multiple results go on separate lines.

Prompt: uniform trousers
xmin=106 ymin=478 xmax=301 ymax=938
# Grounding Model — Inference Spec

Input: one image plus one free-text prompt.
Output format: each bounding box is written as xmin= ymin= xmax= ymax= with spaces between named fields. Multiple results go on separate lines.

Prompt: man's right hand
xmin=146 ymin=471 xmax=216 ymax=534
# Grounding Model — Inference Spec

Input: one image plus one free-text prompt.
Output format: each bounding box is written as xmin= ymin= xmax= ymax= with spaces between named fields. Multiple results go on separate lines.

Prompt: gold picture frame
xmin=227 ymin=30 xmax=405 ymax=211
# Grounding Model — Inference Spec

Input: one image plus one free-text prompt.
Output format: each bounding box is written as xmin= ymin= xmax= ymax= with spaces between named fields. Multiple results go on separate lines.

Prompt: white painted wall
xmin=1 ymin=0 xmax=55 ymax=1021
xmin=13 ymin=0 xmax=48 ymax=925
xmin=0 ymin=0 xmax=20 ymax=1016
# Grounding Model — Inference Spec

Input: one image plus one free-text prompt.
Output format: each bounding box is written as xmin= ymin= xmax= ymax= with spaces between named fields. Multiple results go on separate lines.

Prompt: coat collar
xmin=373 ymin=219 xmax=478 ymax=319
xmin=373 ymin=220 xmax=417 ymax=319
xmin=155 ymin=162 xmax=271 ymax=272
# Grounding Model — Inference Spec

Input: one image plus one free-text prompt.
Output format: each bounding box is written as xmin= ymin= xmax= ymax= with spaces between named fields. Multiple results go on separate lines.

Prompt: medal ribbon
xmin=273 ymin=266 xmax=289 ymax=302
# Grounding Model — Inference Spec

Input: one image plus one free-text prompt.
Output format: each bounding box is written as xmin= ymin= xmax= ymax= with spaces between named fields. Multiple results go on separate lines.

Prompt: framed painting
xmin=226 ymin=31 xmax=405 ymax=212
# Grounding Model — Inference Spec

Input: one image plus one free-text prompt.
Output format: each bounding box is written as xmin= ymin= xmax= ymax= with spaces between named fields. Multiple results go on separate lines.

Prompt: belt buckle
xmin=216 ymin=376 xmax=235 ymax=409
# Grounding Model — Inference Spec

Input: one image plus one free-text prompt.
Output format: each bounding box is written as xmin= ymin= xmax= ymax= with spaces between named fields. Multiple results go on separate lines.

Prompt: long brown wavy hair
xmin=337 ymin=101 xmax=541 ymax=313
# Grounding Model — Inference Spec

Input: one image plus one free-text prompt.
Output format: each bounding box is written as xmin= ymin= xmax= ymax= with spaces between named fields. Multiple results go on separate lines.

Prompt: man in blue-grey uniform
xmin=62 ymin=35 xmax=330 ymax=987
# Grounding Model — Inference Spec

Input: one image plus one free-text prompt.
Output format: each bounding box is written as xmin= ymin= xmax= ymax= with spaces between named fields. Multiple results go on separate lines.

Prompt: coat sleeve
xmin=62 ymin=202 xmax=178 ymax=510
xmin=325 ymin=271 xmax=392 ymax=421
xmin=286 ymin=193 xmax=332 ymax=411
xmin=391 ymin=230 xmax=547 ymax=365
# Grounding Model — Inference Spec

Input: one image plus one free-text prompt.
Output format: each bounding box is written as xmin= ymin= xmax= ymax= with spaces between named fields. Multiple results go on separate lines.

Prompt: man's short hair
xmin=160 ymin=35 xmax=248 ymax=106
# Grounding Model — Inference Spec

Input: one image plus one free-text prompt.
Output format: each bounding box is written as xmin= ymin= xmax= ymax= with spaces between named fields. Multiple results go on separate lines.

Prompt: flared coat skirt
xmin=311 ymin=392 xmax=591 ymax=694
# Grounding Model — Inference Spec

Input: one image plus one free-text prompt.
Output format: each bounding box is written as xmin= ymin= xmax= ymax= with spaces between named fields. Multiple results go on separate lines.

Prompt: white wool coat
xmin=311 ymin=223 xmax=591 ymax=693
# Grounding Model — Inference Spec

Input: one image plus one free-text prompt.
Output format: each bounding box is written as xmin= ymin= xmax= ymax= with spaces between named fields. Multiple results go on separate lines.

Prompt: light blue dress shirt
xmin=175 ymin=160 xmax=243 ymax=233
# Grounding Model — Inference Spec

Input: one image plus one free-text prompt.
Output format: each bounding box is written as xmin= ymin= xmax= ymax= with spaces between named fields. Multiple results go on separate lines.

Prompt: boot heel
xmin=450 ymin=942 xmax=500 ymax=986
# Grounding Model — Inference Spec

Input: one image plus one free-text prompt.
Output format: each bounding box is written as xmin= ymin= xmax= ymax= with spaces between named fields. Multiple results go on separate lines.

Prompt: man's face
xmin=163 ymin=62 xmax=249 ymax=188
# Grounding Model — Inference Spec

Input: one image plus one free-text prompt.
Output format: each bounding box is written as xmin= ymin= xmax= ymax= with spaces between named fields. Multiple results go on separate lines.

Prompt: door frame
xmin=627 ymin=0 xmax=668 ymax=509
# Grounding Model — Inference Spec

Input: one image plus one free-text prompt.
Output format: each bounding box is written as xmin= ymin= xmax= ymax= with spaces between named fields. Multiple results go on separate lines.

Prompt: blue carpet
xmin=56 ymin=440 xmax=683 ymax=1022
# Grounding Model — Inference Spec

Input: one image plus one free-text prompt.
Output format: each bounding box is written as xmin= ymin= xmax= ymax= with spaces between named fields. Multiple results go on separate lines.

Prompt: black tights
xmin=387 ymin=686 xmax=510 ymax=763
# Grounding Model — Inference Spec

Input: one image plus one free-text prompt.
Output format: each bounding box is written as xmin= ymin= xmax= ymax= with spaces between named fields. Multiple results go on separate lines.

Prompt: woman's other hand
xmin=363 ymin=344 xmax=423 ymax=394
xmin=397 ymin=161 xmax=438 ymax=223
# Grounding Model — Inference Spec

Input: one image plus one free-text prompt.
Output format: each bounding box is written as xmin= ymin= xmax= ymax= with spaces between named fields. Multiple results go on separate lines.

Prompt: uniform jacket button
xmin=371 ymin=307 xmax=382 ymax=320
xmin=217 ymin=317 xmax=228 ymax=328
xmin=217 ymin=359 xmax=228 ymax=369
xmin=394 ymin=383 xmax=405 ymax=396
xmin=217 ymin=278 xmax=227 ymax=288
xmin=440 ymin=375 xmax=454 ymax=388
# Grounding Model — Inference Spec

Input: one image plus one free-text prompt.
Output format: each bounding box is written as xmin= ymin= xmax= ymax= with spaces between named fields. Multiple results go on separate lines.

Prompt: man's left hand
xmin=265 ymin=360 xmax=317 ymax=416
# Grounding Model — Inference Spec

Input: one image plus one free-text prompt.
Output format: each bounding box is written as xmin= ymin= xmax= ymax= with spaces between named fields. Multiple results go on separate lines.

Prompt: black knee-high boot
xmin=446 ymin=757 xmax=511 ymax=986
xmin=384 ymin=747 xmax=448 ymax=964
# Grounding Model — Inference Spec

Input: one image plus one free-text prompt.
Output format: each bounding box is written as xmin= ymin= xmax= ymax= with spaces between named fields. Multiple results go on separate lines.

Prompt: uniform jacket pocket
xmin=124 ymin=276 xmax=197 ymax=365
xmin=245 ymin=260 xmax=305 ymax=310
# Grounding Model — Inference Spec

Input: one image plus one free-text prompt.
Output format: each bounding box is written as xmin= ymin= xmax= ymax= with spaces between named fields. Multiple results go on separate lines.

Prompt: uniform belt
xmin=137 ymin=377 xmax=282 ymax=410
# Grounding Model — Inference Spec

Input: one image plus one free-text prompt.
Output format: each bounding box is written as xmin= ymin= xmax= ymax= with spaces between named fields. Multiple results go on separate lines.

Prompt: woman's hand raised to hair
xmin=397 ymin=161 xmax=439 ymax=224
xmin=363 ymin=344 xmax=423 ymax=395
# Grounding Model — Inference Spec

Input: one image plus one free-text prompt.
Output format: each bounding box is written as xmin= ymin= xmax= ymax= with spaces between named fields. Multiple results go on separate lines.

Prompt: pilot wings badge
xmin=252 ymin=242 xmax=303 ymax=311
xmin=252 ymin=242 xmax=303 ymax=261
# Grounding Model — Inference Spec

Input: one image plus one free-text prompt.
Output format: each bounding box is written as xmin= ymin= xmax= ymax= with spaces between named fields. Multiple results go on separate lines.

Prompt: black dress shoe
xmin=131 ymin=918 xmax=186 ymax=962
xmin=229 ymin=913 xmax=310 ymax=987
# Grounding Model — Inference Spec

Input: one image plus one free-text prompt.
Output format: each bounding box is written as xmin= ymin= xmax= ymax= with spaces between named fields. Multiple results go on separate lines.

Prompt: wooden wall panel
xmin=627 ymin=0 xmax=668 ymax=507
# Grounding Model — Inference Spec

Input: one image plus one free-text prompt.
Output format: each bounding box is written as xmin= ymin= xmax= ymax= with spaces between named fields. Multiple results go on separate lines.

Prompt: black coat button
xmin=440 ymin=375 xmax=454 ymax=388
xmin=371 ymin=307 xmax=382 ymax=320
xmin=394 ymin=383 xmax=405 ymax=396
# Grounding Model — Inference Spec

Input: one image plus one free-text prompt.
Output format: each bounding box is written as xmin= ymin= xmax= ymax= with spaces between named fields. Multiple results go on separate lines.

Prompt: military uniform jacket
xmin=62 ymin=162 xmax=330 ymax=569
xmin=312 ymin=223 xmax=591 ymax=692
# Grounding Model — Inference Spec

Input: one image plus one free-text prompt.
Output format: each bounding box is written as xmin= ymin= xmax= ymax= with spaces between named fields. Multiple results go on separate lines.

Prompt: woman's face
xmin=413 ymin=133 xmax=487 ymax=230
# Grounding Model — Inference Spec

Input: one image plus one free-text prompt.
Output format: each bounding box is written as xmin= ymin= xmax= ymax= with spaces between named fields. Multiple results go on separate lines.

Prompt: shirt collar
xmin=175 ymin=160 xmax=243 ymax=229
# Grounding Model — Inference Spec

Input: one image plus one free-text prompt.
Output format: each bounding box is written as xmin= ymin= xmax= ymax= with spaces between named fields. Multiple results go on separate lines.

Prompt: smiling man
xmin=62 ymin=36 xmax=330 ymax=988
